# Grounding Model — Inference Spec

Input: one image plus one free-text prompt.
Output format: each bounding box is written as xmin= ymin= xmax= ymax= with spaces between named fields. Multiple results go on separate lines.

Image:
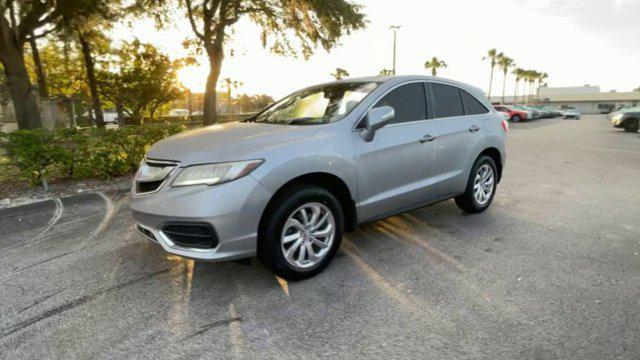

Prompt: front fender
xmin=249 ymin=135 xmax=357 ymax=198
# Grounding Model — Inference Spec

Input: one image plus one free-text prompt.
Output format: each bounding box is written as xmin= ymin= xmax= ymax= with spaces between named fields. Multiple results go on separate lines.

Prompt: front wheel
xmin=511 ymin=115 xmax=521 ymax=122
xmin=258 ymin=185 xmax=343 ymax=281
xmin=455 ymin=155 xmax=498 ymax=213
xmin=623 ymin=120 xmax=639 ymax=132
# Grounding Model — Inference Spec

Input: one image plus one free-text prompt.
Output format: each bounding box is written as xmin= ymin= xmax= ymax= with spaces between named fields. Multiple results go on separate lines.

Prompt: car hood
xmin=146 ymin=121 xmax=321 ymax=165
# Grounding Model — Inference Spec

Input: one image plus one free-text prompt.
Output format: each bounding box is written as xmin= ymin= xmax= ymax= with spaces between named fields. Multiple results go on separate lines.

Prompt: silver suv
xmin=131 ymin=76 xmax=508 ymax=280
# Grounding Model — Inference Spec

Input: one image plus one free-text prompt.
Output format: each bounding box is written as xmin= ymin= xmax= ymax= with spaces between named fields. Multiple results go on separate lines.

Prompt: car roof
xmin=332 ymin=75 xmax=483 ymax=91
xmin=315 ymin=75 xmax=487 ymax=101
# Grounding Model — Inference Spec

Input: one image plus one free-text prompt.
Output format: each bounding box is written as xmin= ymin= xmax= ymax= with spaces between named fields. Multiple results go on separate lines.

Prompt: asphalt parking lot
xmin=1 ymin=115 xmax=639 ymax=359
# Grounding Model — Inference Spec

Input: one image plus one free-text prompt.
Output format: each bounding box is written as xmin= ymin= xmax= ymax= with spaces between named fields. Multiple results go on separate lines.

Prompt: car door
xmin=427 ymin=82 xmax=488 ymax=198
xmin=353 ymin=82 xmax=439 ymax=222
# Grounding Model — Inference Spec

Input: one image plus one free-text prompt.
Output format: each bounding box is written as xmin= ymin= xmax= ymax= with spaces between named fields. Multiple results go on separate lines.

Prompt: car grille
xmin=161 ymin=223 xmax=219 ymax=249
xmin=134 ymin=159 xmax=178 ymax=195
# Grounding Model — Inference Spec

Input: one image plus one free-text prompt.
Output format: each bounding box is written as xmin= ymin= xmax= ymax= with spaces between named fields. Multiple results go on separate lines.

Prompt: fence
xmin=0 ymin=96 xmax=261 ymax=133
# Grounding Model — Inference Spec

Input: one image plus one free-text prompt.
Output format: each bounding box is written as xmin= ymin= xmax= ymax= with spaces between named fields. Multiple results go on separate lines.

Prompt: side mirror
xmin=360 ymin=106 xmax=394 ymax=142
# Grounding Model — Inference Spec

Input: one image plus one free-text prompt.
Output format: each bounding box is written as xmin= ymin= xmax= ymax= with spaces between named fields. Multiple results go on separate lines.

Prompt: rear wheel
xmin=511 ymin=115 xmax=521 ymax=122
xmin=623 ymin=120 xmax=639 ymax=132
xmin=455 ymin=155 xmax=498 ymax=213
xmin=258 ymin=185 xmax=343 ymax=280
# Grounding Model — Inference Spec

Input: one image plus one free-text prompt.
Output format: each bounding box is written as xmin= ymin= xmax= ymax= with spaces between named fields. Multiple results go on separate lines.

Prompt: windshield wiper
xmin=283 ymin=117 xmax=317 ymax=125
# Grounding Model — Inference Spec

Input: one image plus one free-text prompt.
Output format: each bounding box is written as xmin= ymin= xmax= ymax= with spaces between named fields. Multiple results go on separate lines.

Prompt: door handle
xmin=419 ymin=134 xmax=436 ymax=143
xmin=468 ymin=125 xmax=481 ymax=132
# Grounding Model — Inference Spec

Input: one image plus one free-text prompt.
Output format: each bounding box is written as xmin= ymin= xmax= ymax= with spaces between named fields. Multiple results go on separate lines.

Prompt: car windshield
xmin=249 ymin=82 xmax=379 ymax=125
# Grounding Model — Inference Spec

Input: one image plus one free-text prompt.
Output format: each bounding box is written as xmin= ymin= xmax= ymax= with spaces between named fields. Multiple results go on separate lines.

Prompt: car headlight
xmin=135 ymin=160 xmax=177 ymax=182
xmin=171 ymin=160 xmax=264 ymax=187
xmin=612 ymin=114 xmax=623 ymax=121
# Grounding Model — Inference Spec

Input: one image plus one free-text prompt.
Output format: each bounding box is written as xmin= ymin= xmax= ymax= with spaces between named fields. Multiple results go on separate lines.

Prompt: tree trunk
xmin=501 ymin=71 xmax=507 ymax=104
xmin=529 ymin=83 xmax=534 ymax=105
xmin=513 ymin=80 xmax=518 ymax=106
xmin=0 ymin=29 xmax=42 ymax=129
xmin=488 ymin=65 xmax=494 ymax=99
xmin=29 ymin=34 xmax=48 ymax=98
xmin=116 ymin=101 xmax=125 ymax=126
xmin=78 ymin=31 xmax=105 ymax=128
xmin=203 ymin=43 xmax=224 ymax=126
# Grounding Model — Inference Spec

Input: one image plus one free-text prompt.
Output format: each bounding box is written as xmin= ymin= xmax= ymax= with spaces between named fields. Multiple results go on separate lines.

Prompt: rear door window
xmin=373 ymin=82 xmax=427 ymax=124
xmin=430 ymin=83 xmax=465 ymax=118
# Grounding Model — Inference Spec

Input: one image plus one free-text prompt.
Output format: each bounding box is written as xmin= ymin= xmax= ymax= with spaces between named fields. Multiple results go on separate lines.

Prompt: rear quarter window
xmin=462 ymin=90 xmax=489 ymax=115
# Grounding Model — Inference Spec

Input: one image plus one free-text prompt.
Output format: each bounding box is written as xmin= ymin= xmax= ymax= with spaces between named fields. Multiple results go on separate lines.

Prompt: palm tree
xmin=512 ymin=68 xmax=524 ymax=105
xmin=331 ymin=67 xmax=350 ymax=80
xmin=523 ymin=71 xmax=531 ymax=105
xmin=536 ymin=72 xmax=548 ymax=102
xmin=483 ymin=49 xmax=500 ymax=99
xmin=424 ymin=57 xmax=447 ymax=76
xmin=379 ymin=68 xmax=394 ymax=76
xmin=527 ymin=71 xmax=539 ymax=105
xmin=498 ymin=54 xmax=514 ymax=104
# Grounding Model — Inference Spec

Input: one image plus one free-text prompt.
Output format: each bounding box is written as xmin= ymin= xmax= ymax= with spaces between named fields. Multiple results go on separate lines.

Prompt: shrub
xmin=1 ymin=123 xmax=185 ymax=186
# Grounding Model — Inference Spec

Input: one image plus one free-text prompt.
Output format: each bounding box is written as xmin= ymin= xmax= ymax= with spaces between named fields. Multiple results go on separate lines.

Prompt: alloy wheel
xmin=473 ymin=164 xmax=494 ymax=205
xmin=280 ymin=202 xmax=336 ymax=269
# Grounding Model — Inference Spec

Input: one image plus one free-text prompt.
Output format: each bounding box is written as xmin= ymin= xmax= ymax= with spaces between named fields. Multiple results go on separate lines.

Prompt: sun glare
xmin=178 ymin=65 xmax=207 ymax=93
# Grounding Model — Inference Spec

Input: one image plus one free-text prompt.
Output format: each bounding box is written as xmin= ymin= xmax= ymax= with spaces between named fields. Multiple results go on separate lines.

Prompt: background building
xmin=490 ymin=85 xmax=640 ymax=113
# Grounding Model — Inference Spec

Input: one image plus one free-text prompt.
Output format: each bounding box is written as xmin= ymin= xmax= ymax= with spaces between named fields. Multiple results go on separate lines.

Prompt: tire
xmin=455 ymin=155 xmax=498 ymax=214
xmin=258 ymin=184 xmax=344 ymax=281
xmin=511 ymin=115 xmax=521 ymax=122
xmin=623 ymin=120 xmax=639 ymax=133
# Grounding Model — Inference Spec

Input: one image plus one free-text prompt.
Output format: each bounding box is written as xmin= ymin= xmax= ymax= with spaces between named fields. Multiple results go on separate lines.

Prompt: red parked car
xmin=494 ymin=105 xmax=528 ymax=122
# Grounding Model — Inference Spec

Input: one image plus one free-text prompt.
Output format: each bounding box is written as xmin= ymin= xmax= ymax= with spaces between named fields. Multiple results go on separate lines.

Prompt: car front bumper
xmin=130 ymin=175 xmax=272 ymax=261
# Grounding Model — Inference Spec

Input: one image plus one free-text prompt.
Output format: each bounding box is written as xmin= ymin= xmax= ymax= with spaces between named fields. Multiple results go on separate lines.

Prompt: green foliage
xmin=0 ymin=129 xmax=70 ymax=185
xmin=25 ymin=40 xmax=89 ymax=98
xmin=236 ymin=93 xmax=274 ymax=112
xmin=98 ymin=40 xmax=188 ymax=122
xmin=1 ymin=124 xmax=185 ymax=185
xmin=331 ymin=68 xmax=349 ymax=80
xmin=181 ymin=0 xmax=367 ymax=58
xmin=424 ymin=57 xmax=447 ymax=76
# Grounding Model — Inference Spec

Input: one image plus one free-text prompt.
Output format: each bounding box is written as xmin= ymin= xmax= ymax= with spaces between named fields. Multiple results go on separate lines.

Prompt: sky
xmin=112 ymin=0 xmax=640 ymax=99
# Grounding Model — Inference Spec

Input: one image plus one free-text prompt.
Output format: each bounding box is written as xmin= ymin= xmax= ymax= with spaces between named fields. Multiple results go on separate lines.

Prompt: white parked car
xmin=168 ymin=109 xmax=191 ymax=117
xmin=560 ymin=108 xmax=581 ymax=119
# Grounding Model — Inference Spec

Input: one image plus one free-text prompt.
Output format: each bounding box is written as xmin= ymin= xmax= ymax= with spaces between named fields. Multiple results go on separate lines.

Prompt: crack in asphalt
xmin=14 ymin=251 xmax=75 ymax=272
xmin=181 ymin=317 xmax=243 ymax=341
xmin=18 ymin=289 xmax=66 ymax=314
xmin=0 ymin=268 xmax=169 ymax=340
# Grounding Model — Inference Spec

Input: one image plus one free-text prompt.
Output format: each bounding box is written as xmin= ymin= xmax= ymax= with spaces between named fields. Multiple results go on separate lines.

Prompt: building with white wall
xmin=490 ymin=85 xmax=640 ymax=113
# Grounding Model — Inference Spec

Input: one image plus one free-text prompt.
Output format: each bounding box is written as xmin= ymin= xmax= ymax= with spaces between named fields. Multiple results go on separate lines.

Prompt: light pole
xmin=390 ymin=25 xmax=401 ymax=75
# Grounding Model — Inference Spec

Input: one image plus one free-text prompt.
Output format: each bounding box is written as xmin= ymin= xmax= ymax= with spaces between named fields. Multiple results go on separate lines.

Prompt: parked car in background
xmin=131 ymin=76 xmax=508 ymax=280
xmin=494 ymin=105 xmax=528 ymax=122
xmin=560 ymin=107 xmax=581 ymax=119
xmin=515 ymin=105 xmax=540 ymax=119
xmin=168 ymin=109 xmax=191 ymax=118
xmin=611 ymin=107 xmax=640 ymax=132
xmin=532 ymin=106 xmax=554 ymax=118
xmin=597 ymin=103 xmax=615 ymax=114
xmin=80 ymin=110 xmax=119 ymax=125
xmin=543 ymin=106 xmax=563 ymax=117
